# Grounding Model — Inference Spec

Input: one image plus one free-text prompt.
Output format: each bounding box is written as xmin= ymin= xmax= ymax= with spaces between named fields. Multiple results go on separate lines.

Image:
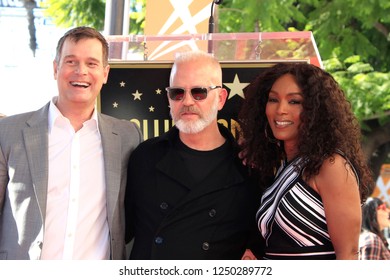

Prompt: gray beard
xmin=173 ymin=96 xmax=219 ymax=134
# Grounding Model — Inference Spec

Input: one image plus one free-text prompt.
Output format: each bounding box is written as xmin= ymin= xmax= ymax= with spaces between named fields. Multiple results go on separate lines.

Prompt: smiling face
xmin=53 ymin=37 xmax=110 ymax=112
xmin=266 ymin=74 xmax=303 ymax=158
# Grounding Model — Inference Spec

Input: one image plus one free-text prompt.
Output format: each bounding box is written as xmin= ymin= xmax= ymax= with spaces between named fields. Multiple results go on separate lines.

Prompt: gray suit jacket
xmin=0 ymin=102 xmax=142 ymax=259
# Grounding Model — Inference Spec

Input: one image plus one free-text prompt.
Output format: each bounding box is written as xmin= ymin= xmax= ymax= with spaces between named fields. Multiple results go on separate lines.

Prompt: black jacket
xmin=125 ymin=124 xmax=264 ymax=259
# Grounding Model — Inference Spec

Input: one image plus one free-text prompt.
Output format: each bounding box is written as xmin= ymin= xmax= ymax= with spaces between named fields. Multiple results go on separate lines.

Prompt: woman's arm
xmin=314 ymin=153 xmax=361 ymax=259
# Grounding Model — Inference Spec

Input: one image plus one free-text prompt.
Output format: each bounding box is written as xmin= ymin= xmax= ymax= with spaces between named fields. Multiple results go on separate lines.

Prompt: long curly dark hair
xmin=238 ymin=62 xmax=373 ymax=203
xmin=362 ymin=197 xmax=389 ymax=248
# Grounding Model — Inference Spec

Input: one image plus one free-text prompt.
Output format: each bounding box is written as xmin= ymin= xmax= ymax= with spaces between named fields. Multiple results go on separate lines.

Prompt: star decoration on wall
xmin=101 ymin=62 xmax=274 ymax=142
xmin=224 ymin=74 xmax=249 ymax=99
xmin=132 ymin=90 xmax=143 ymax=100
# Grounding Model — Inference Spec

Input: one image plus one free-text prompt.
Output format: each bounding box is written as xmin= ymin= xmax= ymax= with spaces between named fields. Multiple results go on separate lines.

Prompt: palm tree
xmin=22 ymin=0 xmax=37 ymax=56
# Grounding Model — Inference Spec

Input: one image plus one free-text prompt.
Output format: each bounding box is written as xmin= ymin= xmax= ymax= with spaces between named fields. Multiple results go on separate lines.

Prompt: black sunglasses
xmin=165 ymin=86 xmax=222 ymax=101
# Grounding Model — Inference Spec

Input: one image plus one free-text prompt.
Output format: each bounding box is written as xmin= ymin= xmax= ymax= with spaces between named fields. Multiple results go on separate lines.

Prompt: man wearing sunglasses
xmin=125 ymin=50 xmax=263 ymax=259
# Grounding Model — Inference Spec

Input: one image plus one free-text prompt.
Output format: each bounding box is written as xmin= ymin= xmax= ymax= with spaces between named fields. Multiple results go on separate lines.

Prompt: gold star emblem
xmin=119 ymin=81 xmax=125 ymax=87
xmin=149 ymin=106 xmax=155 ymax=112
xmin=113 ymin=102 xmax=118 ymax=108
xmin=132 ymin=90 xmax=143 ymax=100
xmin=224 ymin=74 xmax=249 ymax=99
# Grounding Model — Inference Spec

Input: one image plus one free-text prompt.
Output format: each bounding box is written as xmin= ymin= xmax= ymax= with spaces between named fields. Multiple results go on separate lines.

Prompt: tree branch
xmin=374 ymin=22 xmax=389 ymax=39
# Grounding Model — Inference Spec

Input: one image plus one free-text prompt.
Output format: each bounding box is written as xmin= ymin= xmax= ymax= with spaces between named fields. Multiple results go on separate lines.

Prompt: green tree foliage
xmin=43 ymin=0 xmax=106 ymax=30
xmin=324 ymin=56 xmax=390 ymax=126
xmin=219 ymin=0 xmax=390 ymax=72
xmin=42 ymin=0 xmax=145 ymax=34
xmin=129 ymin=0 xmax=146 ymax=34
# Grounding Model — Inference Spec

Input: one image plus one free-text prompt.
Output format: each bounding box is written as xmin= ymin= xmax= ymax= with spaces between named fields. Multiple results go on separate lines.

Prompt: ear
xmin=103 ymin=65 xmax=110 ymax=84
xmin=218 ymin=87 xmax=228 ymax=110
xmin=53 ymin=60 xmax=58 ymax=80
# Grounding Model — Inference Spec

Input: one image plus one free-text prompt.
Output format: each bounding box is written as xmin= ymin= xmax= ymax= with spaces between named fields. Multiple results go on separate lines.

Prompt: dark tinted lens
xmin=190 ymin=87 xmax=208 ymax=100
xmin=168 ymin=88 xmax=185 ymax=100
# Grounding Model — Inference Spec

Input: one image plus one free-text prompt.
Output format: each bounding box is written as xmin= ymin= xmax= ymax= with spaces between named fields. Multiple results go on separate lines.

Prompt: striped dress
xmin=256 ymin=157 xmax=336 ymax=259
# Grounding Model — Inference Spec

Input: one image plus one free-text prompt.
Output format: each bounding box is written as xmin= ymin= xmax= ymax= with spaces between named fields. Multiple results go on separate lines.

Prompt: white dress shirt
xmin=40 ymin=98 xmax=109 ymax=259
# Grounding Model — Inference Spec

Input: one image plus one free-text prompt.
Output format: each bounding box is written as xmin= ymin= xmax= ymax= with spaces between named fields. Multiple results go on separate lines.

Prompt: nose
xmin=181 ymin=89 xmax=195 ymax=105
xmin=75 ymin=63 xmax=88 ymax=75
xmin=276 ymin=100 xmax=288 ymax=114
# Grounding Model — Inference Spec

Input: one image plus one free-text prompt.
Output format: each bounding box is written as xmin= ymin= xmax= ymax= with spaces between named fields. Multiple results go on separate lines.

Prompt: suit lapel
xmin=98 ymin=115 xmax=121 ymax=226
xmin=23 ymin=104 xmax=50 ymax=220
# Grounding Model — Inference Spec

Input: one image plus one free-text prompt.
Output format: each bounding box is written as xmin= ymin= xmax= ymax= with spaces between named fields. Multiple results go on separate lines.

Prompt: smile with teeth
xmin=275 ymin=120 xmax=293 ymax=127
xmin=71 ymin=81 xmax=90 ymax=88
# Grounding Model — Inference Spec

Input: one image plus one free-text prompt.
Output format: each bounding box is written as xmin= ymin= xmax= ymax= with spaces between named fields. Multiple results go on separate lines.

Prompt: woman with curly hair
xmin=238 ymin=62 xmax=373 ymax=259
xmin=360 ymin=197 xmax=390 ymax=259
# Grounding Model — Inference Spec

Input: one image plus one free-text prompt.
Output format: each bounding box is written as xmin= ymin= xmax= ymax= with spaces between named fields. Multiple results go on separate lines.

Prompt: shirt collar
xmin=48 ymin=96 xmax=99 ymax=133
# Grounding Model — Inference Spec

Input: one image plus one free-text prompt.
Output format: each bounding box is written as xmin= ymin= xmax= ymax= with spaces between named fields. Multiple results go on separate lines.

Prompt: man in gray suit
xmin=0 ymin=26 xmax=142 ymax=259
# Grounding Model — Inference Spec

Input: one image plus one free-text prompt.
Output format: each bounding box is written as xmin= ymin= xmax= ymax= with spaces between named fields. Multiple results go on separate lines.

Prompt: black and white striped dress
xmin=256 ymin=157 xmax=336 ymax=259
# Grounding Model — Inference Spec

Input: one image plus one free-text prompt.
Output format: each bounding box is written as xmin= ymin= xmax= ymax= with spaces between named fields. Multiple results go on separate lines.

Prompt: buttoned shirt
xmin=40 ymin=97 xmax=109 ymax=259
xmin=359 ymin=231 xmax=390 ymax=260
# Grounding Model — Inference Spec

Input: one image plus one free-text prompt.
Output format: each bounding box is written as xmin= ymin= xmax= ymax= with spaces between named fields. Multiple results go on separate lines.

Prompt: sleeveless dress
xmin=256 ymin=157 xmax=336 ymax=259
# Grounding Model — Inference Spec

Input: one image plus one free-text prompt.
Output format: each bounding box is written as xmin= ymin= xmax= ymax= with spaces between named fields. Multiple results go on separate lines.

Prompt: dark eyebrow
xmin=288 ymin=92 xmax=303 ymax=97
xmin=269 ymin=90 xmax=303 ymax=97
